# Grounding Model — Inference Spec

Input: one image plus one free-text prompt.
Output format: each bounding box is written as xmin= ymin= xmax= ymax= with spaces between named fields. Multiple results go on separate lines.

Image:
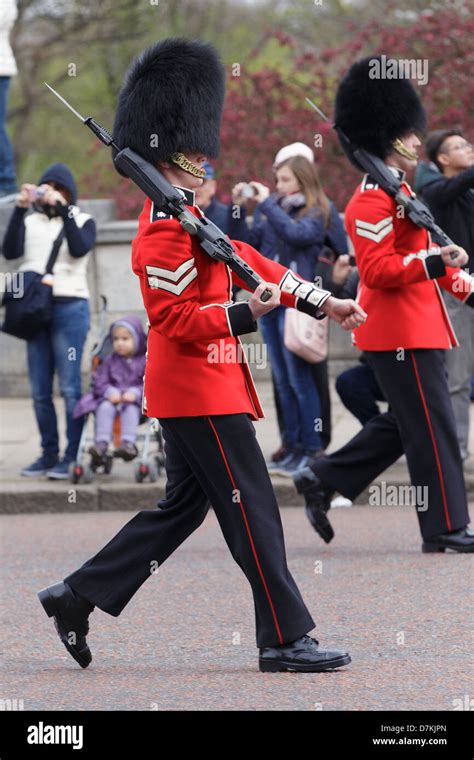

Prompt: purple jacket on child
xmin=73 ymin=315 xmax=147 ymax=419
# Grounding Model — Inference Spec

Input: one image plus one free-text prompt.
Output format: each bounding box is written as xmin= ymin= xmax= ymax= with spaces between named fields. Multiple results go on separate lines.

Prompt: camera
xmin=27 ymin=185 xmax=48 ymax=203
xmin=240 ymin=183 xmax=257 ymax=199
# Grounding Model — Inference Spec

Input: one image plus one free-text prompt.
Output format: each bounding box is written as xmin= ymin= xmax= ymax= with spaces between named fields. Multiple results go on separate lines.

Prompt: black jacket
xmin=415 ymin=162 xmax=474 ymax=271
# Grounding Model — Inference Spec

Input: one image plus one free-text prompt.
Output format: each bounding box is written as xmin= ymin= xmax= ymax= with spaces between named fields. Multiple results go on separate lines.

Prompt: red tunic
xmin=131 ymin=191 xmax=331 ymax=419
xmin=344 ymin=170 xmax=473 ymax=350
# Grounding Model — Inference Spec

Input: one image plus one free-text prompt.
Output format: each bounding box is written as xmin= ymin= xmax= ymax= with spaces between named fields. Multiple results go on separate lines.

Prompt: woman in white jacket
xmin=0 ymin=0 xmax=18 ymax=196
xmin=3 ymin=163 xmax=96 ymax=478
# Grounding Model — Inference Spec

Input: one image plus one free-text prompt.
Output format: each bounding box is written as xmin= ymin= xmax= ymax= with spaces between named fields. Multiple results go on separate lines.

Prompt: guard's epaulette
xmin=150 ymin=203 xmax=173 ymax=223
xmin=150 ymin=186 xmax=197 ymax=223
xmin=360 ymin=175 xmax=380 ymax=193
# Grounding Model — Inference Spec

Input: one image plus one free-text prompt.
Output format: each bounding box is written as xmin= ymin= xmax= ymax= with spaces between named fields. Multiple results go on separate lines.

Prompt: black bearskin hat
xmin=334 ymin=55 xmax=427 ymax=170
xmin=112 ymin=37 xmax=226 ymax=174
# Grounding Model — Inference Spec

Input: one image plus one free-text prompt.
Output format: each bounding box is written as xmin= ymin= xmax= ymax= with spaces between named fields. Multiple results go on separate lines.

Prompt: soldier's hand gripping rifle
xmin=44 ymin=83 xmax=275 ymax=305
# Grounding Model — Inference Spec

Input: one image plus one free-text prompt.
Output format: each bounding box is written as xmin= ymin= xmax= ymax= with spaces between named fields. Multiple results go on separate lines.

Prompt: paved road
xmin=1 ymin=506 xmax=472 ymax=711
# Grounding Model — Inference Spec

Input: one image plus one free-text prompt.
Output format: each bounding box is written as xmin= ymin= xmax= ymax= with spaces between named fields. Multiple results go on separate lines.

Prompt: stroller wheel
xmin=69 ymin=461 xmax=83 ymax=485
xmin=134 ymin=461 xmax=149 ymax=483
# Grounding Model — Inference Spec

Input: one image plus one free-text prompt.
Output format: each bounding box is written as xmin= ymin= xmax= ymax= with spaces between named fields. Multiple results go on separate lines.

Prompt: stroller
xmin=69 ymin=296 xmax=165 ymax=484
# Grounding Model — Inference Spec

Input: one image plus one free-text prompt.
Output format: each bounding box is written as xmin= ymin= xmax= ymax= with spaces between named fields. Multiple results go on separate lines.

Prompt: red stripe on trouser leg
xmin=206 ymin=416 xmax=284 ymax=646
xmin=410 ymin=351 xmax=452 ymax=532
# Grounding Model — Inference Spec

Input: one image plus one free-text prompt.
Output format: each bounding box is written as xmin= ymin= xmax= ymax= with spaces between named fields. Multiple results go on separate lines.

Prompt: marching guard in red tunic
xmin=295 ymin=56 xmax=474 ymax=554
xmin=38 ymin=39 xmax=366 ymax=673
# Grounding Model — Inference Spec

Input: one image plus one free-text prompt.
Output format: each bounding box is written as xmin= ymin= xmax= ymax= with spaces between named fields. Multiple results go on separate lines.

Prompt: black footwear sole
xmin=305 ymin=505 xmax=334 ymax=544
xmin=259 ymin=654 xmax=351 ymax=673
xmin=422 ymin=542 xmax=474 ymax=553
xmin=38 ymin=586 xmax=92 ymax=669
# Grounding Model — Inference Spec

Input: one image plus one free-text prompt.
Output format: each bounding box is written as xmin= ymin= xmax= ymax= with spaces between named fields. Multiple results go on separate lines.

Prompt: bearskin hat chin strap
xmin=171 ymin=152 xmax=207 ymax=179
xmin=392 ymin=138 xmax=418 ymax=161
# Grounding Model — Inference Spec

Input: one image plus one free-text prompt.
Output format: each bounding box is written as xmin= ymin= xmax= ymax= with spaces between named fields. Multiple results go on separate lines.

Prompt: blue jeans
xmin=0 ymin=77 xmax=17 ymax=195
xmin=443 ymin=291 xmax=474 ymax=459
xmin=260 ymin=306 xmax=323 ymax=452
xmin=26 ymin=298 xmax=90 ymax=461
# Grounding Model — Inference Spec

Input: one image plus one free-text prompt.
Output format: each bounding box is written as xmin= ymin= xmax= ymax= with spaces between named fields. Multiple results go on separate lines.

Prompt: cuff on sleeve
xmin=425 ymin=253 xmax=446 ymax=279
xmin=296 ymin=297 xmax=328 ymax=318
xmin=226 ymin=301 xmax=258 ymax=336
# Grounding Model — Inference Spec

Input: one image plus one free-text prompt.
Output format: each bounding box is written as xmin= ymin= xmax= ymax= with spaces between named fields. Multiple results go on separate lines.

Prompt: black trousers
xmin=65 ymin=413 xmax=315 ymax=648
xmin=313 ymin=349 xmax=470 ymax=540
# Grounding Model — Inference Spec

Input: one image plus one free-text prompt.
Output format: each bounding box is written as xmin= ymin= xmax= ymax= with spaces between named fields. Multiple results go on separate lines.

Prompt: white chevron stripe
xmin=146 ymin=258 xmax=195 ymax=282
xmin=403 ymin=251 xmax=428 ymax=266
xmin=355 ymin=216 xmax=393 ymax=233
xmin=356 ymin=224 xmax=393 ymax=243
xmin=147 ymin=267 xmax=197 ymax=295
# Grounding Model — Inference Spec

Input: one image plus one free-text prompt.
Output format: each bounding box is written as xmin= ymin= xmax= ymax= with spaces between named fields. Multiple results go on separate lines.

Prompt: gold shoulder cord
xmin=171 ymin=152 xmax=207 ymax=178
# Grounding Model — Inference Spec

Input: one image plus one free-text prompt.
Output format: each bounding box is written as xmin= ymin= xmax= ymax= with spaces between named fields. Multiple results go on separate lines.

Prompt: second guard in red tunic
xmin=295 ymin=56 xmax=474 ymax=554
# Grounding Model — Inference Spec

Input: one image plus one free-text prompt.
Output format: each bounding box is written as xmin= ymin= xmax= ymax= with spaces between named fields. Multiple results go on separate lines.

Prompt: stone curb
xmin=1 ymin=473 xmax=473 ymax=513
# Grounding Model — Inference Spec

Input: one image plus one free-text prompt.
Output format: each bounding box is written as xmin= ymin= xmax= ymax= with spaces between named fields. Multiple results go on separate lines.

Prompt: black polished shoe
xmin=38 ymin=581 xmax=94 ymax=668
xmin=259 ymin=634 xmax=351 ymax=673
xmin=293 ymin=467 xmax=335 ymax=543
xmin=422 ymin=527 xmax=474 ymax=554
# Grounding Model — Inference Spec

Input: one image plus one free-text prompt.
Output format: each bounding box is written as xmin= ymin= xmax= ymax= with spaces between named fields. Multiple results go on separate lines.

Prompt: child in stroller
xmin=74 ymin=313 xmax=146 ymax=462
xmin=71 ymin=308 xmax=163 ymax=482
